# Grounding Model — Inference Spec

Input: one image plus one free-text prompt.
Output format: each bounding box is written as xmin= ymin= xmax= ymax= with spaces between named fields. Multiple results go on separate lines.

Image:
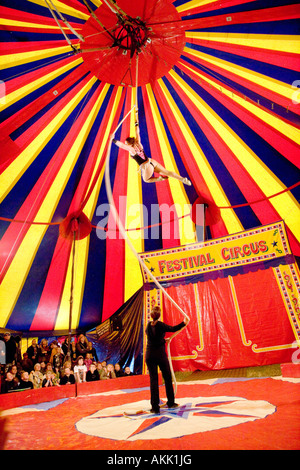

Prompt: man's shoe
xmin=150 ymin=408 xmax=160 ymax=414
xmin=167 ymin=403 xmax=179 ymax=409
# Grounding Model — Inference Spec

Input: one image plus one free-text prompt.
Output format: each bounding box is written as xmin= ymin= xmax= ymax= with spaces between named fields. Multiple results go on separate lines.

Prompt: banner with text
xmin=140 ymin=221 xmax=292 ymax=284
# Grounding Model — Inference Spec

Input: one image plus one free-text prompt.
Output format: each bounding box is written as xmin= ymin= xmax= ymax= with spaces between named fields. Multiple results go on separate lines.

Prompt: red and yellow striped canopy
xmin=0 ymin=0 xmax=299 ymax=333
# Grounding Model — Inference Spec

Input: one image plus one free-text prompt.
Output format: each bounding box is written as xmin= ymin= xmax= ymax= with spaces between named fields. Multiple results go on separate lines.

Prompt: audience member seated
xmin=9 ymin=364 xmax=21 ymax=383
xmin=60 ymin=367 xmax=75 ymax=385
xmin=42 ymin=370 xmax=60 ymax=387
xmin=124 ymin=366 xmax=133 ymax=376
xmin=29 ymin=363 xmax=44 ymax=389
xmin=86 ymin=363 xmax=100 ymax=382
xmin=1 ymin=371 xmax=19 ymax=393
xmin=0 ymin=335 xmax=140 ymax=395
xmin=74 ymin=356 xmax=87 ymax=383
xmin=18 ymin=371 xmax=34 ymax=391
xmin=107 ymin=364 xmax=116 ymax=379
xmin=114 ymin=363 xmax=124 ymax=377
xmin=84 ymin=353 xmax=93 ymax=370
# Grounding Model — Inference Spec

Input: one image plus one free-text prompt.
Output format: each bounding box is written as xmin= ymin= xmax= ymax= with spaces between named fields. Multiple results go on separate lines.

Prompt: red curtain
xmin=162 ymin=268 xmax=296 ymax=371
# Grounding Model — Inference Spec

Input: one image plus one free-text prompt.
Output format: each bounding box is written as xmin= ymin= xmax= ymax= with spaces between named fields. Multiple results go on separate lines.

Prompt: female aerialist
xmin=111 ymin=121 xmax=192 ymax=185
xmin=145 ymin=305 xmax=189 ymax=414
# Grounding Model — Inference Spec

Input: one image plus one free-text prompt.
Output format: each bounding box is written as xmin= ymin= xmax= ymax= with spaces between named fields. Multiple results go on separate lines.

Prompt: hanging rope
xmin=105 ymin=56 xmax=190 ymax=396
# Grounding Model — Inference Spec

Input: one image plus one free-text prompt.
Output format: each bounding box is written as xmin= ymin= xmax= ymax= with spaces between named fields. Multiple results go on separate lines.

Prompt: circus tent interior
xmin=0 ymin=0 xmax=300 ymax=373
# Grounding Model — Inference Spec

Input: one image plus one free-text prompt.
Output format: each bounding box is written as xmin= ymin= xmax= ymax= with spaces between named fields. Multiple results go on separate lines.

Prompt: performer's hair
xmin=150 ymin=306 xmax=161 ymax=321
xmin=125 ymin=136 xmax=135 ymax=145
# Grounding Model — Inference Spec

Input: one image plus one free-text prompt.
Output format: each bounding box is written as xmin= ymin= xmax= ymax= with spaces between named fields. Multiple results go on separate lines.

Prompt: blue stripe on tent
xmin=185 ymin=42 xmax=298 ymax=85
xmin=162 ymin=74 xmax=261 ymax=230
xmin=0 ymin=30 xmax=81 ymax=43
xmin=186 ymin=19 xmax=300 ymax=35
xmin=0 ymin=51 xmax=75 ymax=84
xmin=180 ymin=55 xmax=300 ymax=127
xmin=0 ymin=90 xmax=99 ymax=227
xmin=157 ymin=97 xmax=198 ymax=203
xmin=173 ymin=66 xmax=300 ymax=190
xmin=175 ymin=0 xmax=297 ymax=11
xmin=137 ymin=88 xmax=163 ymax=253
xmin=6 ymin=224 xmax=59 ymax=331
xmin=9 ymin=67 xmax=87 ymax=139
xmin=0 ymin=0 xmax=85 ymax=23
xmin=49 ymin=81 xmax=108 ymax=222
xmin=79 ymin=228 xmax=107 ymax=329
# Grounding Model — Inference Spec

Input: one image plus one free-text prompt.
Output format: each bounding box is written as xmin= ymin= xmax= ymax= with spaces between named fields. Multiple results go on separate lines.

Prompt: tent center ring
xmin=81 ymin=0 xmax=186 ymax=86
xmin=113 ymin=17 xmax=150 ymax=56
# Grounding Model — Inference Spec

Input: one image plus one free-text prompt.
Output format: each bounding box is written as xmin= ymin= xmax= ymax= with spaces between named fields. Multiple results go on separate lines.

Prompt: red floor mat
xmin=1 ymin=378 xmax=299 ymax=450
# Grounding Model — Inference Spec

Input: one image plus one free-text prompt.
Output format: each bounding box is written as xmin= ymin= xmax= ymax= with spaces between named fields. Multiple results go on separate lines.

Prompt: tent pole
xmin=68 ymin=229 xmax=76 ymax=356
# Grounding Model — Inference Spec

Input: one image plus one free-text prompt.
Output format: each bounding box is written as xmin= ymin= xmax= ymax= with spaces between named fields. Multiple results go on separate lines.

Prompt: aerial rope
xmin=104 ymin=54 xmax=190 ymax=396
xmin=44 ymin=0 xmax=83 ymax=53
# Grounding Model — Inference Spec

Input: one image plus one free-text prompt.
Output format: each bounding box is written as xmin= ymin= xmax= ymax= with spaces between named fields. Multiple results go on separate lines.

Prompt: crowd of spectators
xmin=0 ymin=332 xmax=133 ymax=394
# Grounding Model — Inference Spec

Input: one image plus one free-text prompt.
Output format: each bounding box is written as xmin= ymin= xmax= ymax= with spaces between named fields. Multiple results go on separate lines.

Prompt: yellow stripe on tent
xmin=124 ymin=89 xmax=144 ymax=303
xmin=0 ymin=224 xmax=50 ymax=327
xmin=185 ymin=32 xmax=300 ymax=54
xmin=178 ymin=60 xmax=300 ymax=145
xmin=184 ymin=46 xmax=296 ymax=102
xmin=0 ymin=79 xmax=99 ymax=328
xmin=160 ymin=72 xmax=243 ymax=235
xmin=89 ymin=0 xmax=102 ymax=6
xmin=169 ymin=69 xmax=300 ymax=245
xmin=54 ymin=237 xmax=90 ymax=332
xmin=146 ymin=83 xmax=197 ymax=246
xmin=177 ymin=0 xmax=215 ymax=13
xmin=0 ymin=76 xmax=97 ymax=205
xmin=54 ymin=84 xmax=123 ymax=331
xmin=28 ymin=0 xmax=89 ymax=21
xmin=0 ymin=57 xmax=83 ymax=111
xmin=0 ymin=45 xmax=77 ymax=70
xmin=0 ymin=18 xmax=71 ymax=31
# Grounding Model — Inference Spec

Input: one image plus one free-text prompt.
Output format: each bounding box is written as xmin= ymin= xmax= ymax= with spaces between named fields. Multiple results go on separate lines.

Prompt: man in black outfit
xmin=145 ymin=306 xmax=188 ymax=414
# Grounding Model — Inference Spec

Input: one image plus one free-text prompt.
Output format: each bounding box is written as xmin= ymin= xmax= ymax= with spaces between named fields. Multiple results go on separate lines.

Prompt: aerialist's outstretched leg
xmin=143 ymin=159 xmax=192 ymax=186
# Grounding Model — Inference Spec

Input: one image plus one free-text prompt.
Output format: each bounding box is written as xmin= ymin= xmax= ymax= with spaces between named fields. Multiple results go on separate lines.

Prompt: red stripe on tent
xmin=30 ymin=236 xmax=73 ymax=331
xmin=181 ymin=4 xmax=300 ymax=31
xmin=0 ymin=64 xmax=89 ymax=156
xmin=180 ymin=0 xmax=255 ymax=16
xmin=164 ymin=73 xmax=281 ymax=217
xmin=0 ymin=136 xmax=21 ymax=173
xmin=54 ymin=0 xmax=89 ymax=16
xmin=142 ymin=87 xmax=181 ymax=249
xmin=0 ymin=6 xmax=83 ymax=32
xmin=101 ymin=90 xmax=129 ymax=321
xmin=182 ymin=49 xmax=300 ymax=116
xmin=0 ymin=82 xmax=103 ymax=290
xmin=178 ymin=59 xmax=300 ymax=168
xmin=0 ymin=68 xmax=90 ymax=174
xmin=188 ymin=38 xmax=300 ymax=73
xmin=1 ymin=40 xmax=79 ymax=56
xmin=151 ymin=80 xmax=228 ymax=239
xmin=4 ymin=55 xmax=80 ymax=96
xmin=29 ymin=83 xmax=106 ymax=331
xmin=13 ymin=72 xmax=94 ymax=150
xmin=1 ymin=24 xmax=74 ymax=35
xmin=165 ymin=72 xmax=300 ymax=256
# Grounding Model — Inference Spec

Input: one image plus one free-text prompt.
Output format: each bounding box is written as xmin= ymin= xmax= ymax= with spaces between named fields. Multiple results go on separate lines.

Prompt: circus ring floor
xmin=0 ymin=368 xmax=299 ymax=453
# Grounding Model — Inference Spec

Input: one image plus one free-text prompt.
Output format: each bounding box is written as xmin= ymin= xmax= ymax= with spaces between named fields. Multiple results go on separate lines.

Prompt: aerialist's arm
xmin=134 ymin=120 xmax=141 ymax=144
xmin=111 ymin=137 xmax=132 ymax=152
